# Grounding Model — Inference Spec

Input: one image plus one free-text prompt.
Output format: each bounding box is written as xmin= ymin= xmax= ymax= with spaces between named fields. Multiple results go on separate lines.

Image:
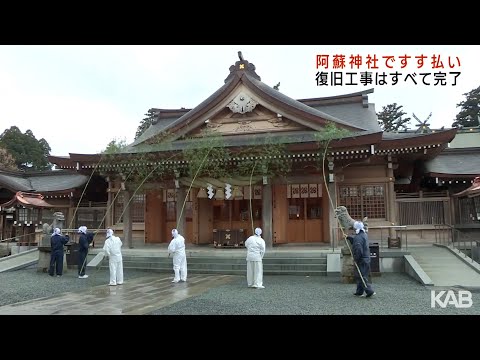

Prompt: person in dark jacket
xmin=49 ymin=227 xmax=70 ymax=277
xmin=350 ymin=221 xmax=375 ymax=298
xmin=77 ymin=226 xmax=94 ymax=279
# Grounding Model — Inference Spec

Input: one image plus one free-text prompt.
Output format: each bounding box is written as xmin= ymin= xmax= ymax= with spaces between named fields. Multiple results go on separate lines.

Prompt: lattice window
xmin=457 ymin=197 xmax=480 ymax=224
xmin=165 ymin=201 xmax=176 ymax=222
xmin=338 ymin=184 xmax=386 ymax=219
xmin=17 ymin=208 xmax=28 ymax=223
xmin=113 ymin=193 xmax=145 ymax=223
xmin=306 ymin=197 xmax=322 ymax=219
xmin=30 ymin=209 xmax=39 ymax=223
xmin=288 ymin=198 xmax=304 ymax=220
xmin=185 ymin=202 xmax=193 ymax=222
xmin=75 ymin=209 xmax=107 ymax=229
xmin=362 ymin=185 xmax=385 ymax=219
xmin=132 ymin=194 xmax=145 ymax=223
xmin=474 ymin=197 xmax=480 ymax=221
xmin=113 ymin=192 xmax=124 ymax=224
xmin=339 ymin=185 xmax=362 ymax=220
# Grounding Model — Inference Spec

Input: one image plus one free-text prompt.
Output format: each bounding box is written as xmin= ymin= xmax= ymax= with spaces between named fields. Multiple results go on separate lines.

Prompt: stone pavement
xmin=0 ymin=249 xmax=38 ymax=272
xmin=0 ymin=273 xmax=235 ymax=315
xmin=409 ymin=246 xmax=480 ymax=287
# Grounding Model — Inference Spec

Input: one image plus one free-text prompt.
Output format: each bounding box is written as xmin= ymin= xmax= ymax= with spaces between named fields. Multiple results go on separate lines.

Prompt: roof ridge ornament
xmin=224 ymin=52 xmax=261 ymax=83
xmin=413 ymin=112 xmax=432 ymax=134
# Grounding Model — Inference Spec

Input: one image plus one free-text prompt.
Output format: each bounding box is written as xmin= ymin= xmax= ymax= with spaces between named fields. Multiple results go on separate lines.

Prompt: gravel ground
xmin=1 ymin=267 xmax=479 ymax=315
xmin=150 ymin=273 xmax=480 ymax=315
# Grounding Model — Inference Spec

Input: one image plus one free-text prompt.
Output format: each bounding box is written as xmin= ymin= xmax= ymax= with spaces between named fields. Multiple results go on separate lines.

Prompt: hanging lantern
xmin=231 ymin=187 xmax=244 ymax=199
xmin=215 ymin=188 xmax=225 ymax=200
xmin=197 ymin=188 xmax=208 ymax=198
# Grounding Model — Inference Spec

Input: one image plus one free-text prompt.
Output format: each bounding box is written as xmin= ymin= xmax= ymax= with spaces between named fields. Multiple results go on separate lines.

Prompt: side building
xmin=0 ymin=167 xmax=106 ymax=249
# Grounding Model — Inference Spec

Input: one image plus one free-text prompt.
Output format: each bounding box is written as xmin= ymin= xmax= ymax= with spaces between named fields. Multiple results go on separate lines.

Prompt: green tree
xmin=0 ymin=146 xmax=17 ymax=170
xmin=0 ymin=126 xmax=52 ymax=170
xmin=102 ymin=138 xmax=128 ymax=154
xmin=376 ymin=103 xmax=411 ymax=132
xmin=452 ymin=85 xmax=480 ymax=128
xmin=135 ymin=109 xmax=157 ymax=140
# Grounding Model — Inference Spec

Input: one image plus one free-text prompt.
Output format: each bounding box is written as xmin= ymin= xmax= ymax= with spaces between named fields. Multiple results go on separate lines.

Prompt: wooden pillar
xmin=67 ymin=201 xmax=74 ymax=230
xmin=175 ymin=187 xmax=186 ymax=236
xmin=262 ymin=182 xmax=273 ymax=249
xmin=327 ymin=157 xmax=338 ymax=248
xmin=387 ymin=156 xmax=396 ymax=239
xmin=106 ymin=178 xmax=113 ymax=228
xmin=192 ymin=188 xmax=199 ymax=244
xmin=328 ymin=182 xmax=338 ymax=248
xmin=123 ymin=190 xmax=133 ymax=248
xmin=445 ymin=195 xmax=453 ymax=225
xmin=0 ymin=212 xmax=3 ymax=240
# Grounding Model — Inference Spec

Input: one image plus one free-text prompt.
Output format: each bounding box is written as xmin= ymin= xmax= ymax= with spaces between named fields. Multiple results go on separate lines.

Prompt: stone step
xmin=116 ymin=256 xmax=327 ymax=265
xmin=99 ymin=266 xmax=327 ymax=276
xmin=120 ymin=260 xmax=325 ymax=271
xmin=90 ymin=253 xmax=327 ymax=275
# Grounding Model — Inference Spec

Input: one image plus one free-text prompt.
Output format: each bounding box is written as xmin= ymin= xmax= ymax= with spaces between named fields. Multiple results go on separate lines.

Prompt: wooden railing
xmin=396 ymin=192 xmax=450 ymax=226
xmin=434 ymin=224 xmax=478 ymax=263
xmin=396 ymin=190 xmax=449 ymax=199
xmin=333 ymin=225 xmax=408 ymax=250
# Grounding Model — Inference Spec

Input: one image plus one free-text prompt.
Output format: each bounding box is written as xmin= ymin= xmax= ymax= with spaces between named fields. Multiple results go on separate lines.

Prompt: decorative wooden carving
xmin=227 ymin=93 xmax=258 ymax=114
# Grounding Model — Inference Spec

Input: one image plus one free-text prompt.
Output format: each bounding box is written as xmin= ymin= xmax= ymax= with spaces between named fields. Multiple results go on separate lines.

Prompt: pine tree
xmin=376 ymin=103 xmax=411 ymax=132
xmin=0 ymin=126 xmax=52 ymax=170
xmin=135 ymin=109 xmax=157 ymax=140
xmin=0 ymin=146 xmax=17 ymax=170
xmin=452 ymin=85 xmax=480 ymax=128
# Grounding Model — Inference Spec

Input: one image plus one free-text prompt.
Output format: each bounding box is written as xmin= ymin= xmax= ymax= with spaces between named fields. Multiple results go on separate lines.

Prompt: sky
xmin=0 ymin=45 xmax=479 ymax=156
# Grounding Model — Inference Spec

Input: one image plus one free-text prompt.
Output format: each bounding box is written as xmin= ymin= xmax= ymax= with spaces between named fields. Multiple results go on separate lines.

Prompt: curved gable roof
xmin=454 ymin=176 xmax=480 ymax=197
xmin=129 ymin=77 xmax=239 ymax=149
xmin=0 ymin=191 xmax=55 ymax=208
xmin=0 ymin=169 xmax=88 ymax=193
xmin=425 ymin=147 xmax=480 ymax=178
xmin=308 ymin=102 xmax=381 ymax=132
xmin=380 ymin=128 xmax=457 ymax=149
xmin=0 ymin=171 xmax=32 ymax=192
xmin=241 ymin=72 xmax=365 ymax=131
xmin=129 ymin=58 xmax=374 ymax=149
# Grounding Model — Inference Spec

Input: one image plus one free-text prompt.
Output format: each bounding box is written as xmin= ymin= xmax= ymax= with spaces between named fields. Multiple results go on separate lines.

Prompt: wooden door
xmin=197 ymin=198 xmax=213 ymax=244
xmin=272 ymin=185 xmax=288 ymax=244
xmin=145 ymin=190 xmax=164 ymax=243
xmin=286 ymin=195 xmax=323 ymax=243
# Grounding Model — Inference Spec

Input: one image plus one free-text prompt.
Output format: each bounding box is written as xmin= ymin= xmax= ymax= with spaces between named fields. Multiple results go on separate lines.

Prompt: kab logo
xmin=431 ymin=290 xmax=473 ymax=308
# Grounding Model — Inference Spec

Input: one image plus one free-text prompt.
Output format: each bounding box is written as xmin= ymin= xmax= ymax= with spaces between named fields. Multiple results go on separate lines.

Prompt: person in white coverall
xmin=245 ymin=227 xmax=266 ymax=289
xmin=168 ymin=228 xmax=187 ymax=283
xmin=102 ymin=228 xmax=124 ymax=286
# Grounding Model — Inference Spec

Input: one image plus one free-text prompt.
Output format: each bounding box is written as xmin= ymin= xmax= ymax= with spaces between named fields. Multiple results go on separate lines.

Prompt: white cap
xmin=353 ymin=221 xmax=364 ymax=234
